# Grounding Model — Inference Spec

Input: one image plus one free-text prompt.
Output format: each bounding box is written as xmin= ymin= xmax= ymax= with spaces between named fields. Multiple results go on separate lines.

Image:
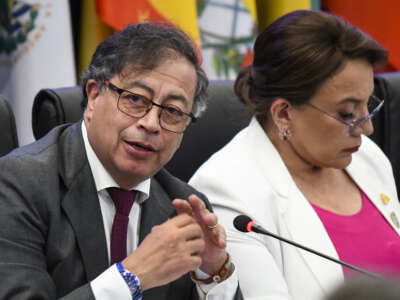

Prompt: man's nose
xmin=137 ymin=106 xmax=161 ymax=133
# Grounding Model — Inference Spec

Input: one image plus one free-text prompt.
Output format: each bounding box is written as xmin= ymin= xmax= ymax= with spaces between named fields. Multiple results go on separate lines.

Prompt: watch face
xmin=124 ymin=275 xmax=141 ymax=292
xmin=116 ymin=262 xmax=143 ymax=299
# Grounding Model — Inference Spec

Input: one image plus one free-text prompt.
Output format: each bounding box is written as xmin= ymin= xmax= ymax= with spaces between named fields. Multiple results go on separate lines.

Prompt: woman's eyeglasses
xmin=306 ymin=95 xmax=384 ymax=136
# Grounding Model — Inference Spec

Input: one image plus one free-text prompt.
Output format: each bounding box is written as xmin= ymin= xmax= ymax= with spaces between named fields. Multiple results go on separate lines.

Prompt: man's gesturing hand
xmin=173 ymin=195 xmax=228 ymax=275
xmin=122 ymin=213 xmax=205 ymax=291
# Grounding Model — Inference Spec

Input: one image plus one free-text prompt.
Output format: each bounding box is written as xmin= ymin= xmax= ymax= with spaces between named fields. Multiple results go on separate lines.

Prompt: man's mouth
xmin=127 ymin=141 xmax=156 ymax=152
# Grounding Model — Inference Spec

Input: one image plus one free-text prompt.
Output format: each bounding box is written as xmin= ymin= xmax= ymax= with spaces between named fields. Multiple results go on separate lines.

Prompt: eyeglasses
xmin=306 ymin=95 xmax=384 ymax=136
xmin=104 ymin=81 xmax=196 ymax=133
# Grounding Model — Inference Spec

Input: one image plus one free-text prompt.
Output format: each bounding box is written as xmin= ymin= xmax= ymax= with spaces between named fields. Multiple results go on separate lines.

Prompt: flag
xmin=198 ymin=0 xmax=258 ymax=80
xmin=96 ymin=0 xmax=200 ymax=44
xmin=0 ymin=0 xmax=76 ymax=145
xmin=256 ymin=0 xmax=318 ymax=30
xmin=79 ymin=0 xmax=113 ymax=77
xmin=197 ymin=0 xmax=319 ymax=80
xmin=322 ymin=0 xmax=399 ymax=72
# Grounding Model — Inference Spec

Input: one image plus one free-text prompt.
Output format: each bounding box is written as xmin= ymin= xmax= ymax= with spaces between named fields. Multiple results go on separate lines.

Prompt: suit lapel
xmin=59 ymin=122 xmax=109 ymax=281
xmin=62 ymin=165 xmax=109 ymax=281
xmin=139 ymin=177 xmax=176 ymax=243
xmin=139 ymin=176 xmax=179 ymax=300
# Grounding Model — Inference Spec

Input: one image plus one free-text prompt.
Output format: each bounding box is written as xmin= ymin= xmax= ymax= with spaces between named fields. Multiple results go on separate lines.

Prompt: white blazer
xmin=190 ymin=117 xmax=400 ymax=300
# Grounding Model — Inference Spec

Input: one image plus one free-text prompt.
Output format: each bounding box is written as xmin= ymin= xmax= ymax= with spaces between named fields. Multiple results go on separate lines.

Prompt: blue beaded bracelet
xmin=116 ymin=262 xmax=143 ymax=300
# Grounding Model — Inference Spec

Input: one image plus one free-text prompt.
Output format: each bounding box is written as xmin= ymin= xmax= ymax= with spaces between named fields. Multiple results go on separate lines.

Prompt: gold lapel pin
xmin=390 ymin=212 xmax=400 ymax=228
xmin=381 ymin=193 xmax=391 ymax=205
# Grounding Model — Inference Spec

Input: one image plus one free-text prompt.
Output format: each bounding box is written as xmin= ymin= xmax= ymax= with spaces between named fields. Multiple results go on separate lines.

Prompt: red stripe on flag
xmin=96 ymin=0 xmax=166 ymax=30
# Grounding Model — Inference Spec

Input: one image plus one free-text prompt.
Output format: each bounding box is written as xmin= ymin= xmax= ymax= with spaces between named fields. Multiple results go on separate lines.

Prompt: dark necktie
xmin=107 ymin=187 xmax=136 ymax=265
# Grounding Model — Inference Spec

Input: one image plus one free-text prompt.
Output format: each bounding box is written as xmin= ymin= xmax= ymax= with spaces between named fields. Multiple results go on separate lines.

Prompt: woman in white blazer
xmin=190 ymin=10 xmax=400 ymax=300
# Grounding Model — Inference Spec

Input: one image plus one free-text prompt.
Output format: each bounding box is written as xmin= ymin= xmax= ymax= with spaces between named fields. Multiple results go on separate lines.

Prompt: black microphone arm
xmin=233 ymin=214 xmax=381 ymax=279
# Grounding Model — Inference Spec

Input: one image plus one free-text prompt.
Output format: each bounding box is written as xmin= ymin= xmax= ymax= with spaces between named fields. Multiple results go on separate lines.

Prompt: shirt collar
xmin=81 ymin=122 xmax=150 ymax=202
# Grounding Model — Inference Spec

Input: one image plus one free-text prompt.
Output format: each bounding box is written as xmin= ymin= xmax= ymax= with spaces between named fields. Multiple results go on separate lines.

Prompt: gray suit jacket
xmin=0 ymin=122 xmax=242 ymax=300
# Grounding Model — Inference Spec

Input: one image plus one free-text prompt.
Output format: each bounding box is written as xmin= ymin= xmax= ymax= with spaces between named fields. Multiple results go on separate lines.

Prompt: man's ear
xmin=269 ymin=98 xmax=293 ymax=129
xmin=86 ymin=79 xmax=100 ymax=111
xmin=84 ymin=80 xmax=100 ymax=124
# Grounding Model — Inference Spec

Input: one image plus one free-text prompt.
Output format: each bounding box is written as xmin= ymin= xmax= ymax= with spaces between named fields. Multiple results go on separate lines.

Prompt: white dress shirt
xmin=81 ymin=123 xmax=237 ymax=300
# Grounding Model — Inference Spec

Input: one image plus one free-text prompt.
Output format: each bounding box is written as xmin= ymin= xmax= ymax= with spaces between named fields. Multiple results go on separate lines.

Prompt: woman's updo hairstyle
xmin=234 ymin=10 xmax=387 ymax=123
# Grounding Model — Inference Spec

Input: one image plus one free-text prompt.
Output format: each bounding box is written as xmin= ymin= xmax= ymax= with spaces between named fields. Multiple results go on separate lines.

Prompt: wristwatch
xmin=116 ymin=262 xmax=143 ymax=300
xmin=190 ymin=253 xmax=233 ymax=284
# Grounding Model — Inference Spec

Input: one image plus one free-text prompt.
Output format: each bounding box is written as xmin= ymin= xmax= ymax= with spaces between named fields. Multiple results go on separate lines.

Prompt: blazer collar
xmin=59 ymin=122 xmax=109 ymax=281
xmin=247 ymin=118 xmax=343 ymax=291
xmin=283 ymin=183 xmax=344 ymax=293
xmin=346 ymin=137 xmax=400 ymax=235
xmin=247 ymin=119 xmax=400 ymax=292
xmin=247 ymin=118 xmax=291 ymax=200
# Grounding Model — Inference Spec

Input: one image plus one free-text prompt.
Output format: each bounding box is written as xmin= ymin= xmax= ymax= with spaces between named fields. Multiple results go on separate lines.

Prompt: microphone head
xmin=233 ymin=215 xmax=253 ymax=232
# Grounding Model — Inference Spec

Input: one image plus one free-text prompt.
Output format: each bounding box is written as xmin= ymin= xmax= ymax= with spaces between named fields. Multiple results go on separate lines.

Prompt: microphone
xmin=233 ymin=215 xmax=381 ymax=278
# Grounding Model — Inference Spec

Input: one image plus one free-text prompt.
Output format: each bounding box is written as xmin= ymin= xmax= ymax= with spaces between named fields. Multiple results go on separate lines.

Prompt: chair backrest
xmin=165 ymin=81 xmax=251 ymax=181
xmin=32 ymin=86 xmax=83 ymax=140
xmin=0 ymin=97 xmax=19 ymax=156
xmin=31 ymin=74 xmax=400 ymax=189
xmin=374 ymin=72 xmax=400 ymax=195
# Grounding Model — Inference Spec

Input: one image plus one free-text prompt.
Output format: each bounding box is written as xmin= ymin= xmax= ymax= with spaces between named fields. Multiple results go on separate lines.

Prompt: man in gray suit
xmin=0 ymin=23 xmax=241 ymax=300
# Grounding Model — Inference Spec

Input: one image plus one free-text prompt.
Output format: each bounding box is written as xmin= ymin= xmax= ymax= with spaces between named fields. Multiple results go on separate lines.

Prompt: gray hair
xmin=81 ymin=22 xmax=208 ymax=117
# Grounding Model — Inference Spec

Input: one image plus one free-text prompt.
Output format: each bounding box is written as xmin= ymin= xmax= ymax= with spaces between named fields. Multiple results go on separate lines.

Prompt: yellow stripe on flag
xmin=257 ymin=0 xmax=312 ymax=31
xmin=79 ymin=0 xmax=113 ymax=77
xmin=148 ymin=0 xmax=200 ymax=45
xmin=243 ymin=0 xmax=258 ymax=23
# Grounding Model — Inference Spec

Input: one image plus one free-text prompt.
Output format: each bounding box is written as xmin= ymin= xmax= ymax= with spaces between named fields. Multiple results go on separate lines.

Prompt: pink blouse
xmin=311 ymin=190 xmax=400 ymax=278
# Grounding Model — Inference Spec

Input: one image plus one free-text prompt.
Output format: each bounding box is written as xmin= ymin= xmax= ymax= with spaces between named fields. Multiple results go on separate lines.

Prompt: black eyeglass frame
xmin=104 ymin=80 xmax=197 ymax=133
